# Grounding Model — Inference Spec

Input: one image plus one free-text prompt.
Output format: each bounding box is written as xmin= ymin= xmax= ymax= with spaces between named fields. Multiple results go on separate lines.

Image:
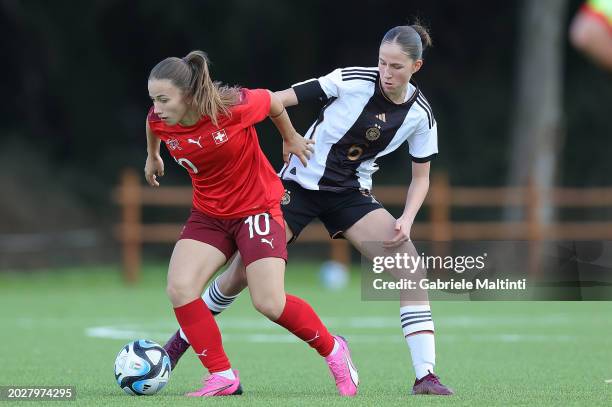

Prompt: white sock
xmin=179 ymin=328 xmax=189 ymax=343
xmin=407 ymin=333 xmax=435 ymax=379
xmin=203 ymin=278 xmax=239 ymax=315
xmin=215 ymin=369 xmax=236 ymax=380
xmin=328 ymin=338 xmax=340 ymax=356
xmin=400 ymin=305 xmax=435 ymax=379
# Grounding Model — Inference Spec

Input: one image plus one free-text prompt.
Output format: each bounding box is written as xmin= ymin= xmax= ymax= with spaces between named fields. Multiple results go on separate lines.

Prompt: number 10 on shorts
xmin=244 ymin=213 xmax=270 ymax=238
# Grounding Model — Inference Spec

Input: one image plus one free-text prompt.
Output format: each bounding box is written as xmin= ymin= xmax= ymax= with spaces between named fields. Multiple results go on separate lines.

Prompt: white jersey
xmin=279 ymin=66 xmax=438 ymax=192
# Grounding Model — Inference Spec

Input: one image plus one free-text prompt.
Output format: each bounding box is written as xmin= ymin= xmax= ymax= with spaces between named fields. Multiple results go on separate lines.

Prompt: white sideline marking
xmin=86 ymin=326 xmax=171 ymax=340
xmin=605 ymin=379 xmax=612 ymax=384
xmin=84 ymin=314 xmax=577 ymax=343
xmin=15 ymin=315 xmax=573 ymax=329
xmin=80 ymin=314 xmax=573 ymax=332
xmin=85 ymin=325 xmax=576 ymax=343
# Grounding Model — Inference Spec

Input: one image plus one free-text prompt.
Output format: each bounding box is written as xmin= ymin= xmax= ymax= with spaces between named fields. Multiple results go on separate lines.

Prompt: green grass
xmin=1 ymin=263 xmax=611 ymax=406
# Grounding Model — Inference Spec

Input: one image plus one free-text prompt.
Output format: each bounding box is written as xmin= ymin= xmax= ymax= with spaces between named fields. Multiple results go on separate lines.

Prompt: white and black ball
xmin=114 ymin=339 xmax=171 ymax=395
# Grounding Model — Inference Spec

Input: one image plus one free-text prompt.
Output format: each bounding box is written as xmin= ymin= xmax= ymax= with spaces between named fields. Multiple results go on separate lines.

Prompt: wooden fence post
xmin=120 ymin=169 xmax=142 ymax=284
xmin=526 ymin=177 xmax=542 ymax=276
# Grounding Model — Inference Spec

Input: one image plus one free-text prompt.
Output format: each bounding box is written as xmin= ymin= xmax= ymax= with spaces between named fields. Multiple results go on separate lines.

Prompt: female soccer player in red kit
xmin=145 ymin=50 xmax=359 ymax=397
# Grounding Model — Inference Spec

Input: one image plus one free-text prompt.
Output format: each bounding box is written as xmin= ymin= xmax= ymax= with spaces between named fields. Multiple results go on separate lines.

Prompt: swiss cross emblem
xmin=166 ymin=138 xmax=182 ymax=150
xmin=212 ymin=129 xmax=228 ymax=145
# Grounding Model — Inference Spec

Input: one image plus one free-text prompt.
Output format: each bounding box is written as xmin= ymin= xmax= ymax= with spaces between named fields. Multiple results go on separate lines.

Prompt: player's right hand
xmin=144 ymin=154 xmax=164 ymax=187
xmin=283 ymin=132 xmax=315 ymax=167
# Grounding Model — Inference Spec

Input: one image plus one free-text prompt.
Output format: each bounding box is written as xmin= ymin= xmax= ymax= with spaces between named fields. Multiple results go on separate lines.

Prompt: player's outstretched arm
xmin=267 ymin=90 xmax=314 ymax=166
xmin=144 ymin=119 xmax=164 ymax=187
xmin=274 ymin=88 xmax=299 ymax=107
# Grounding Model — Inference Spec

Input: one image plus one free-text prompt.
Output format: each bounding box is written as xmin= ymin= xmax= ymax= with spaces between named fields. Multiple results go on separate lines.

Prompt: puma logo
xmin=195 ymin=349 xmax=208 ymax=357
xmin=347 ymin=356 xmax=359 ymax=385
xmin=187 ymin=136 xmax=203 ymax=148
xmin=261 ymin=237 xmax=274 ymax=249
xmin=305 ymin=330 xmax=320 ymax=343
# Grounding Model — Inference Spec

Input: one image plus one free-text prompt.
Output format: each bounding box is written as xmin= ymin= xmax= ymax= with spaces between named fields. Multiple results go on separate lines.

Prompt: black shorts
xmin=280 ymin=180 xmax=383 ymax=242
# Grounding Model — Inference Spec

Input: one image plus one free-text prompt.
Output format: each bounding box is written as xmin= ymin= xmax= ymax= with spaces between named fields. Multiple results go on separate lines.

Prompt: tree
xmin=506 ymin=0 xmax=569 ymax=226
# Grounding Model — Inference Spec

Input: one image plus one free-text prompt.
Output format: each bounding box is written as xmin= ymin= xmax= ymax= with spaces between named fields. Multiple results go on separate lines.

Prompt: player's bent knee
xmin=166 ymin=281 xmax=199 ymax=307
xmin=251 ymin=296 xmax=284 ymax=320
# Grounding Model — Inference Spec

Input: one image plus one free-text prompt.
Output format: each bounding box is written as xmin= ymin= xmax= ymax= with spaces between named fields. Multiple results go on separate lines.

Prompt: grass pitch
xmin=1 ymin=263 xmax=611 ymax=406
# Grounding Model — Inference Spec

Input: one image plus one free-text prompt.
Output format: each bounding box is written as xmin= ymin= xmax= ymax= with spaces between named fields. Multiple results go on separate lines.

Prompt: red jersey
xmin=147 ymin=88 xmax=284 ymax=218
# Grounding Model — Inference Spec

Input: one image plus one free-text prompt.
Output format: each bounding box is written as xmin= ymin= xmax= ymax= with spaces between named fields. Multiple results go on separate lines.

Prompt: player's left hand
xmin=383 ymin=216 xmax=412 ymax=248
xmin=283 ymin=132 xmax=315 ymax=167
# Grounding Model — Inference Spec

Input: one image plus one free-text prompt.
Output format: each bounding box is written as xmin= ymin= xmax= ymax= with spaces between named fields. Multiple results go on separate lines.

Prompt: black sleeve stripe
xmin=342 ymin=72 xmax=377 ymax=78
xmin=342 ymin=72 xmax=378 ymax=79
xmin=342 ymin=70 xmax=377 ymax=75
xmin=341 ymin=67 xmax=378 ymax=73
xmin=417 ymin=93 xmax=431 ymax=106
xmin=417 ymin=95 xmax=433 ymax=117
xmin=415 ymin=99 xmax=432 ymax=129
xmin=410 ymin=153 xmax=437 ymax=163
xmin=415 ymin=98 xmax=434 ymax=129
xmin=416 ymin=95 xmax=435 ymax=127
xmin=417 ymin=94 xmax=433 ymax=117
xmin=343 ymin=78 xmax=377 ymax=83
xmin=342 ymin=75 xmax=377 ymax=83
xmin=342 ymin=70 xmax=378 ymax=76
xmin=292 ymin=79 xmax=327 ymax=103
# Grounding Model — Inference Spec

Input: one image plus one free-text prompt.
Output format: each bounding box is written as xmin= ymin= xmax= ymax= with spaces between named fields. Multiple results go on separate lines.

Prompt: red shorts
xmin=179 ymin=205 xmax=287 ymax=267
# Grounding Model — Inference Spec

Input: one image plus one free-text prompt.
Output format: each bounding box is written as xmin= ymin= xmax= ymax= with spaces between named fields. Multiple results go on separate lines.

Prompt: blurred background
xmin=1 ymin=0 xmax=611 ymax=273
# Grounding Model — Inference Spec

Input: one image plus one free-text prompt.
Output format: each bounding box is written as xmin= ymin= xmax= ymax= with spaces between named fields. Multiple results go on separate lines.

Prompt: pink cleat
xmin=325 ymin=335 xmax=359 ymax=396
xmin=186 ymin=370 xmax=243 ymax=397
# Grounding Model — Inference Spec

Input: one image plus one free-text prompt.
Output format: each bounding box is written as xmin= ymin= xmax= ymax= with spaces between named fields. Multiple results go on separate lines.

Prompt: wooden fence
xmin=113 ymin=168 xmax=612 ymax=283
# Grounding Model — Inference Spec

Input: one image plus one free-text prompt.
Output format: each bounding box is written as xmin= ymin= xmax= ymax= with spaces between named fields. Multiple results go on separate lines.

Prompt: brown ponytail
xmin=149 ymin=50 xmax=240 ymax=126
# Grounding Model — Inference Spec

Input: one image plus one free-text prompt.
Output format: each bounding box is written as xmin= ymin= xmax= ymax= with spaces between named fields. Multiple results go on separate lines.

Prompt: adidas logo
xmin=375 ymin=113 xmax=386 ymax=123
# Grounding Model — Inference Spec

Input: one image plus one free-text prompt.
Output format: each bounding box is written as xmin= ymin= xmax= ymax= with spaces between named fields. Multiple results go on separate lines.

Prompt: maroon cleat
xmin=412 ymin=372 xmax=454 ymax=396
xmin=163 ymin=330 xmax=191 ymax=370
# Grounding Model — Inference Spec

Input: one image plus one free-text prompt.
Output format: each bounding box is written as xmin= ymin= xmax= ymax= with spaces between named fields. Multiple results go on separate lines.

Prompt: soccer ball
xmin=114 ymin=339 xmax=171 ymax=395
